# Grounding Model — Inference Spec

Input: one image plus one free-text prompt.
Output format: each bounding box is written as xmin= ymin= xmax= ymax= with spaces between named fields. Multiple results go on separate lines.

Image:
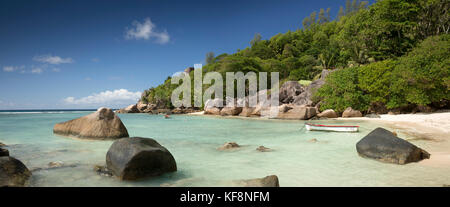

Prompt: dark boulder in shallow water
xmin=0 ymin=156 xmax=32 ymax=187
xmin=53 ymin=107 xmax=129 ymax=140
xmin=356 ymin=128 xmax=430 ymax=164
xmin=0 ymin=148 xmax=9 ymax=157
xmin=106 ymin=137 xmax=177 ymax=180
xmin=238 ymin=175 xmax=280 ymax=187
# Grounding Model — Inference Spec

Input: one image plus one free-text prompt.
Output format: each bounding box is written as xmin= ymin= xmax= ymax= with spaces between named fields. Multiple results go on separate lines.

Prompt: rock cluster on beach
xmin=53 ymin=107 xmax=129 ymax=140
xmin=115 ymin=68 xmax=381 ymax=120
xmin=356 ymin=128 xmax=430 ymax=164
xmin=118 ymin=101 xmax=200 ymax=114
xmin=106 ymin=137 xmax=177 ymax=180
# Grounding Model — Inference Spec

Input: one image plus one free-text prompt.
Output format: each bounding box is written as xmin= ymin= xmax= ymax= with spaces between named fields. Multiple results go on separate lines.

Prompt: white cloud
xmin=125 ymin=18 xmax=170 ymax=44
xmin=33 ymin=55 xmax=74 ymax=65
xmin=31 ymin=67 xmax=43 ymax=74
xmin=3 ymin=65 xmax=24 ymax=72
xmin=52 ymin=68 xmax=61 ymax=72
xmin=91 ymin=58 xmax=100 ymax=62
xmin=3 ymin=66 xmax=16 ymax=72
xmin=63 ymin=89 xmax=141 ymax=106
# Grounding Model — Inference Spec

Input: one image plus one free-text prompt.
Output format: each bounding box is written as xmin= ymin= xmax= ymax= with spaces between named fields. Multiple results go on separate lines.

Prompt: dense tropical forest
xmin=141 ymin=0 xmax=449 ymax=113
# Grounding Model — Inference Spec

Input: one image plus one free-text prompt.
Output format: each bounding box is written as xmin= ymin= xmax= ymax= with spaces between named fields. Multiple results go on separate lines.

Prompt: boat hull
xmin=305 ymin=124 xmax=359 ymax=132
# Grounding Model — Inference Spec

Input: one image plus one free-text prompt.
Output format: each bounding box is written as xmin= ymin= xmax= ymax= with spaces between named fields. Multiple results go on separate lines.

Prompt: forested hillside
xmin=141 ymin=0 xmax=449 ymax=113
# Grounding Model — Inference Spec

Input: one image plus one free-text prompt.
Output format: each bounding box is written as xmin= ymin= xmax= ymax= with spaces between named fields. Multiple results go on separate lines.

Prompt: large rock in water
xmin=106 ymin=137 xmax=177 ymax=180
xmin=53 ymin=107 xmax=129 ymax=139
xmin=0 ymin=148 xmax=9 ymax=157
xmin=342 ymin=107 xmax=362 ymax=118
xmin=279 ymin=81 xmax=304 ymax=104
xmin=356 ymin=128 xmax=430 ymax=164
xmin=0 ymin=156 xmax=32 ymax=187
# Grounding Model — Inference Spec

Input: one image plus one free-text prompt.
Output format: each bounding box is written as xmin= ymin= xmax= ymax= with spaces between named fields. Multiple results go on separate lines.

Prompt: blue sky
xmin=0 ymin=0 xmax=373 ymax=109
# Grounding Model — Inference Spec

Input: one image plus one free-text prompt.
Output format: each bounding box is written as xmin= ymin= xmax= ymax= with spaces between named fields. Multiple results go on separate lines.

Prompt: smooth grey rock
xmin=356 ymin=128 xmax=430 ymax=164
xmin=106 ymin=137 xmax=177 ymax=180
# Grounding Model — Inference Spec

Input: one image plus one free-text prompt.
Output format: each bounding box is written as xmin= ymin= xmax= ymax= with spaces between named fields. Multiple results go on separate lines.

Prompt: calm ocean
xmin=0 ymin=111 xmax=448 ymax=186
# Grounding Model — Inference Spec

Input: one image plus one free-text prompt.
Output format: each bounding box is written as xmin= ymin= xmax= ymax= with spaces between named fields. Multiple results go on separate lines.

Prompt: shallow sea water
xmin=0 ymin=112 xmax=449 ymax=187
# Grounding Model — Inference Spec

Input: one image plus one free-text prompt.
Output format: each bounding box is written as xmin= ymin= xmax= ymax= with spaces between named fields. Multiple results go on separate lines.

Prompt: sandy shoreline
xmin=189 ymin=111 xmax=450 ymax=136
xmin=337 ymin=112 xmax=450 ymax=136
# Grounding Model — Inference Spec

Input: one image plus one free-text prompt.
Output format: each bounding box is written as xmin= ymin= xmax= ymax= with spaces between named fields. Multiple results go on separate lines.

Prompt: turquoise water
xmin=0 ymin=111 xmax=449 ymax=187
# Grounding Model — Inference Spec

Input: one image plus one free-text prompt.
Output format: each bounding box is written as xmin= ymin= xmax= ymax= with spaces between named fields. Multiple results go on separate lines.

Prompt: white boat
xmin=305 ymin=123 xmax=359 ymax=132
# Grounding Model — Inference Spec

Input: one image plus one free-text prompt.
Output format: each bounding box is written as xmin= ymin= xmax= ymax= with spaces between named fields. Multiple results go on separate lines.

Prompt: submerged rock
xmin=0 ymin=156 xmax=32 ymax=187
xmin=53 ymin=107 xmax=129 ymax=140
xmin=46 ymin=161 xmax=77 ymax=169
xmin=0 ymin=148 xmax=9 ymax=157
xmin=342 ymin=107 xmax=362 ymax=118
xmin=218 ymin=142 xmax=240 ymax=150
xmin=48 ymin=161 xmax=64 ymax=168
xmin=106 ymin=137 xmax=177 ymax=180
xmin=238 ymin=175 xmax=280 ymax=187
xmin=93 ymin=165 xmax=113 ymax=177
xmin=317 ymin=109 xmax=338 ymax=118
xmin=31 ymin=161 xmax=78 ymax=172
xmin=356 ymin=128 xmax=430 ymax=164
xmin=308 ymin=138 xmax=318 ymax=143
xmin=256 ymin=146 xmax=272 ymax=152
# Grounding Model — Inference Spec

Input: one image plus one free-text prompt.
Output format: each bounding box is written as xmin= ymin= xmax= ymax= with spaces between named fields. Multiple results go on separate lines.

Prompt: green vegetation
xmin=298 ymin=80 xmax=312 ymax=86
xmin=142 ymin=0 xmax=449 ymax=112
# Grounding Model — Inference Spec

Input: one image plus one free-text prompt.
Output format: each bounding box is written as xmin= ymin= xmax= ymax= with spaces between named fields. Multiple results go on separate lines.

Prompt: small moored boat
xmin=305 ymin=123 xmax=359 ymax=132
